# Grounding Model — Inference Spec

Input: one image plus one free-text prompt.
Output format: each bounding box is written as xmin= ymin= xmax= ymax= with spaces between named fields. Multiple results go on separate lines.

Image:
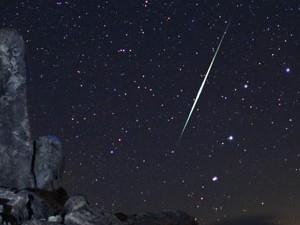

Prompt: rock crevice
xmin=31 ymin=141 xmax=38 ymax=188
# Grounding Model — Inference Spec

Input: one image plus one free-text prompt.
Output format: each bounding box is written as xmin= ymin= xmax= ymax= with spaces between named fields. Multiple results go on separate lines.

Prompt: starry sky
xmin=2 ymin=1 xmax=300 ymax=224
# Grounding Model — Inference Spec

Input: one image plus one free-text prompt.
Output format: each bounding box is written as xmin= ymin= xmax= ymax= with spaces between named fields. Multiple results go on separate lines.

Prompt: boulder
xmin=33 ymin=136 xmax=64 ymax=191
xmin=0 ymin=187 xmax=55 ymax=224
xmin=0 ymin=29 xmax=35 ymax=189
xmin=47 ymin=215 xmax=63 ymax=223
xmin=63 ymin=196 xmax=123 ymax=225
xmin=64 ymin=207 xmax=124 ymax=225
xmin=62 ymin=196 xmax=88 ymax=214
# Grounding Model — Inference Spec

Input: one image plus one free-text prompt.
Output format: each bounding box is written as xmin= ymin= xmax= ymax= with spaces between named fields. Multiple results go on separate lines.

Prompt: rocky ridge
xmin=0 ymin=29 xmax=198 ymax=225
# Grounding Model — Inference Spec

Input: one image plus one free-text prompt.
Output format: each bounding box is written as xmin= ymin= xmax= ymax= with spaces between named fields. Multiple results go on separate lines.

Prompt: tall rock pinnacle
xmin=0 ymin=29 xmax=35 ymax=189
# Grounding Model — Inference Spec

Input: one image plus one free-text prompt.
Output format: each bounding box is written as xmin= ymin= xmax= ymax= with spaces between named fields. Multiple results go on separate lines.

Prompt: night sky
xmin=2 ymin=1 xmax=300 ymax=224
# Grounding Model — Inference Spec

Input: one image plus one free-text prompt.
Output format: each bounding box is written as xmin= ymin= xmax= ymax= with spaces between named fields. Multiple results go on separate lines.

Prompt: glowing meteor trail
xmin=179 ymin=22 xmax=230 ymax=141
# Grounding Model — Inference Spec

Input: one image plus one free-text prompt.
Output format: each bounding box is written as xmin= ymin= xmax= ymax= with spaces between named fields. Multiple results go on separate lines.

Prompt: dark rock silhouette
xmin=127 ymin=210 xmax=198 ymax=225
xmin=0 ymin=29 xmax=198 ymax=225
xmin=211 ymin=215 xmax=279 ymax=225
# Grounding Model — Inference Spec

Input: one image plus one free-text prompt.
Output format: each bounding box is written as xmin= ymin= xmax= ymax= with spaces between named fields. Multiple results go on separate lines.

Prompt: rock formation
xmin=34 ymin=136 xmax=64 ymax=191
xmin=0 ymin=186 xmax=198 ymax=225
xmin=0 ymin=29 xmax=64 ymax=192
xmin=0 ymin=29 xmax=35 ymax=189
xmin=0 ymin=29 xmax=198 ymax=225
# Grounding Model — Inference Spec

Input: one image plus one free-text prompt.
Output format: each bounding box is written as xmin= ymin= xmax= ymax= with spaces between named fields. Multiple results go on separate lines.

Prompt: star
xmin=227 ymin=135 xmax=234 ymax=141
xmin=212 ymin=176 xmax=218 ymax=182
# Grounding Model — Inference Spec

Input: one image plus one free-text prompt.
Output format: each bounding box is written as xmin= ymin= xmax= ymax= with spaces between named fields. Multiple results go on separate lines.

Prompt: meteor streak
xmin=179 ymin=22 xmax=231 ymax=141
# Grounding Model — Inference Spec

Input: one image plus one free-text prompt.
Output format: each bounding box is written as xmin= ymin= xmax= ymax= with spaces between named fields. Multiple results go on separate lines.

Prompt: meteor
xmin=179 ymin=22 xmax=231 ymax=141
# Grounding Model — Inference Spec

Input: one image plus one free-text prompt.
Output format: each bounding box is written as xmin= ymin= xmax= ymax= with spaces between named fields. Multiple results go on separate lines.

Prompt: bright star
xmin=227 ymin=135 xmax=234 ymax=141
